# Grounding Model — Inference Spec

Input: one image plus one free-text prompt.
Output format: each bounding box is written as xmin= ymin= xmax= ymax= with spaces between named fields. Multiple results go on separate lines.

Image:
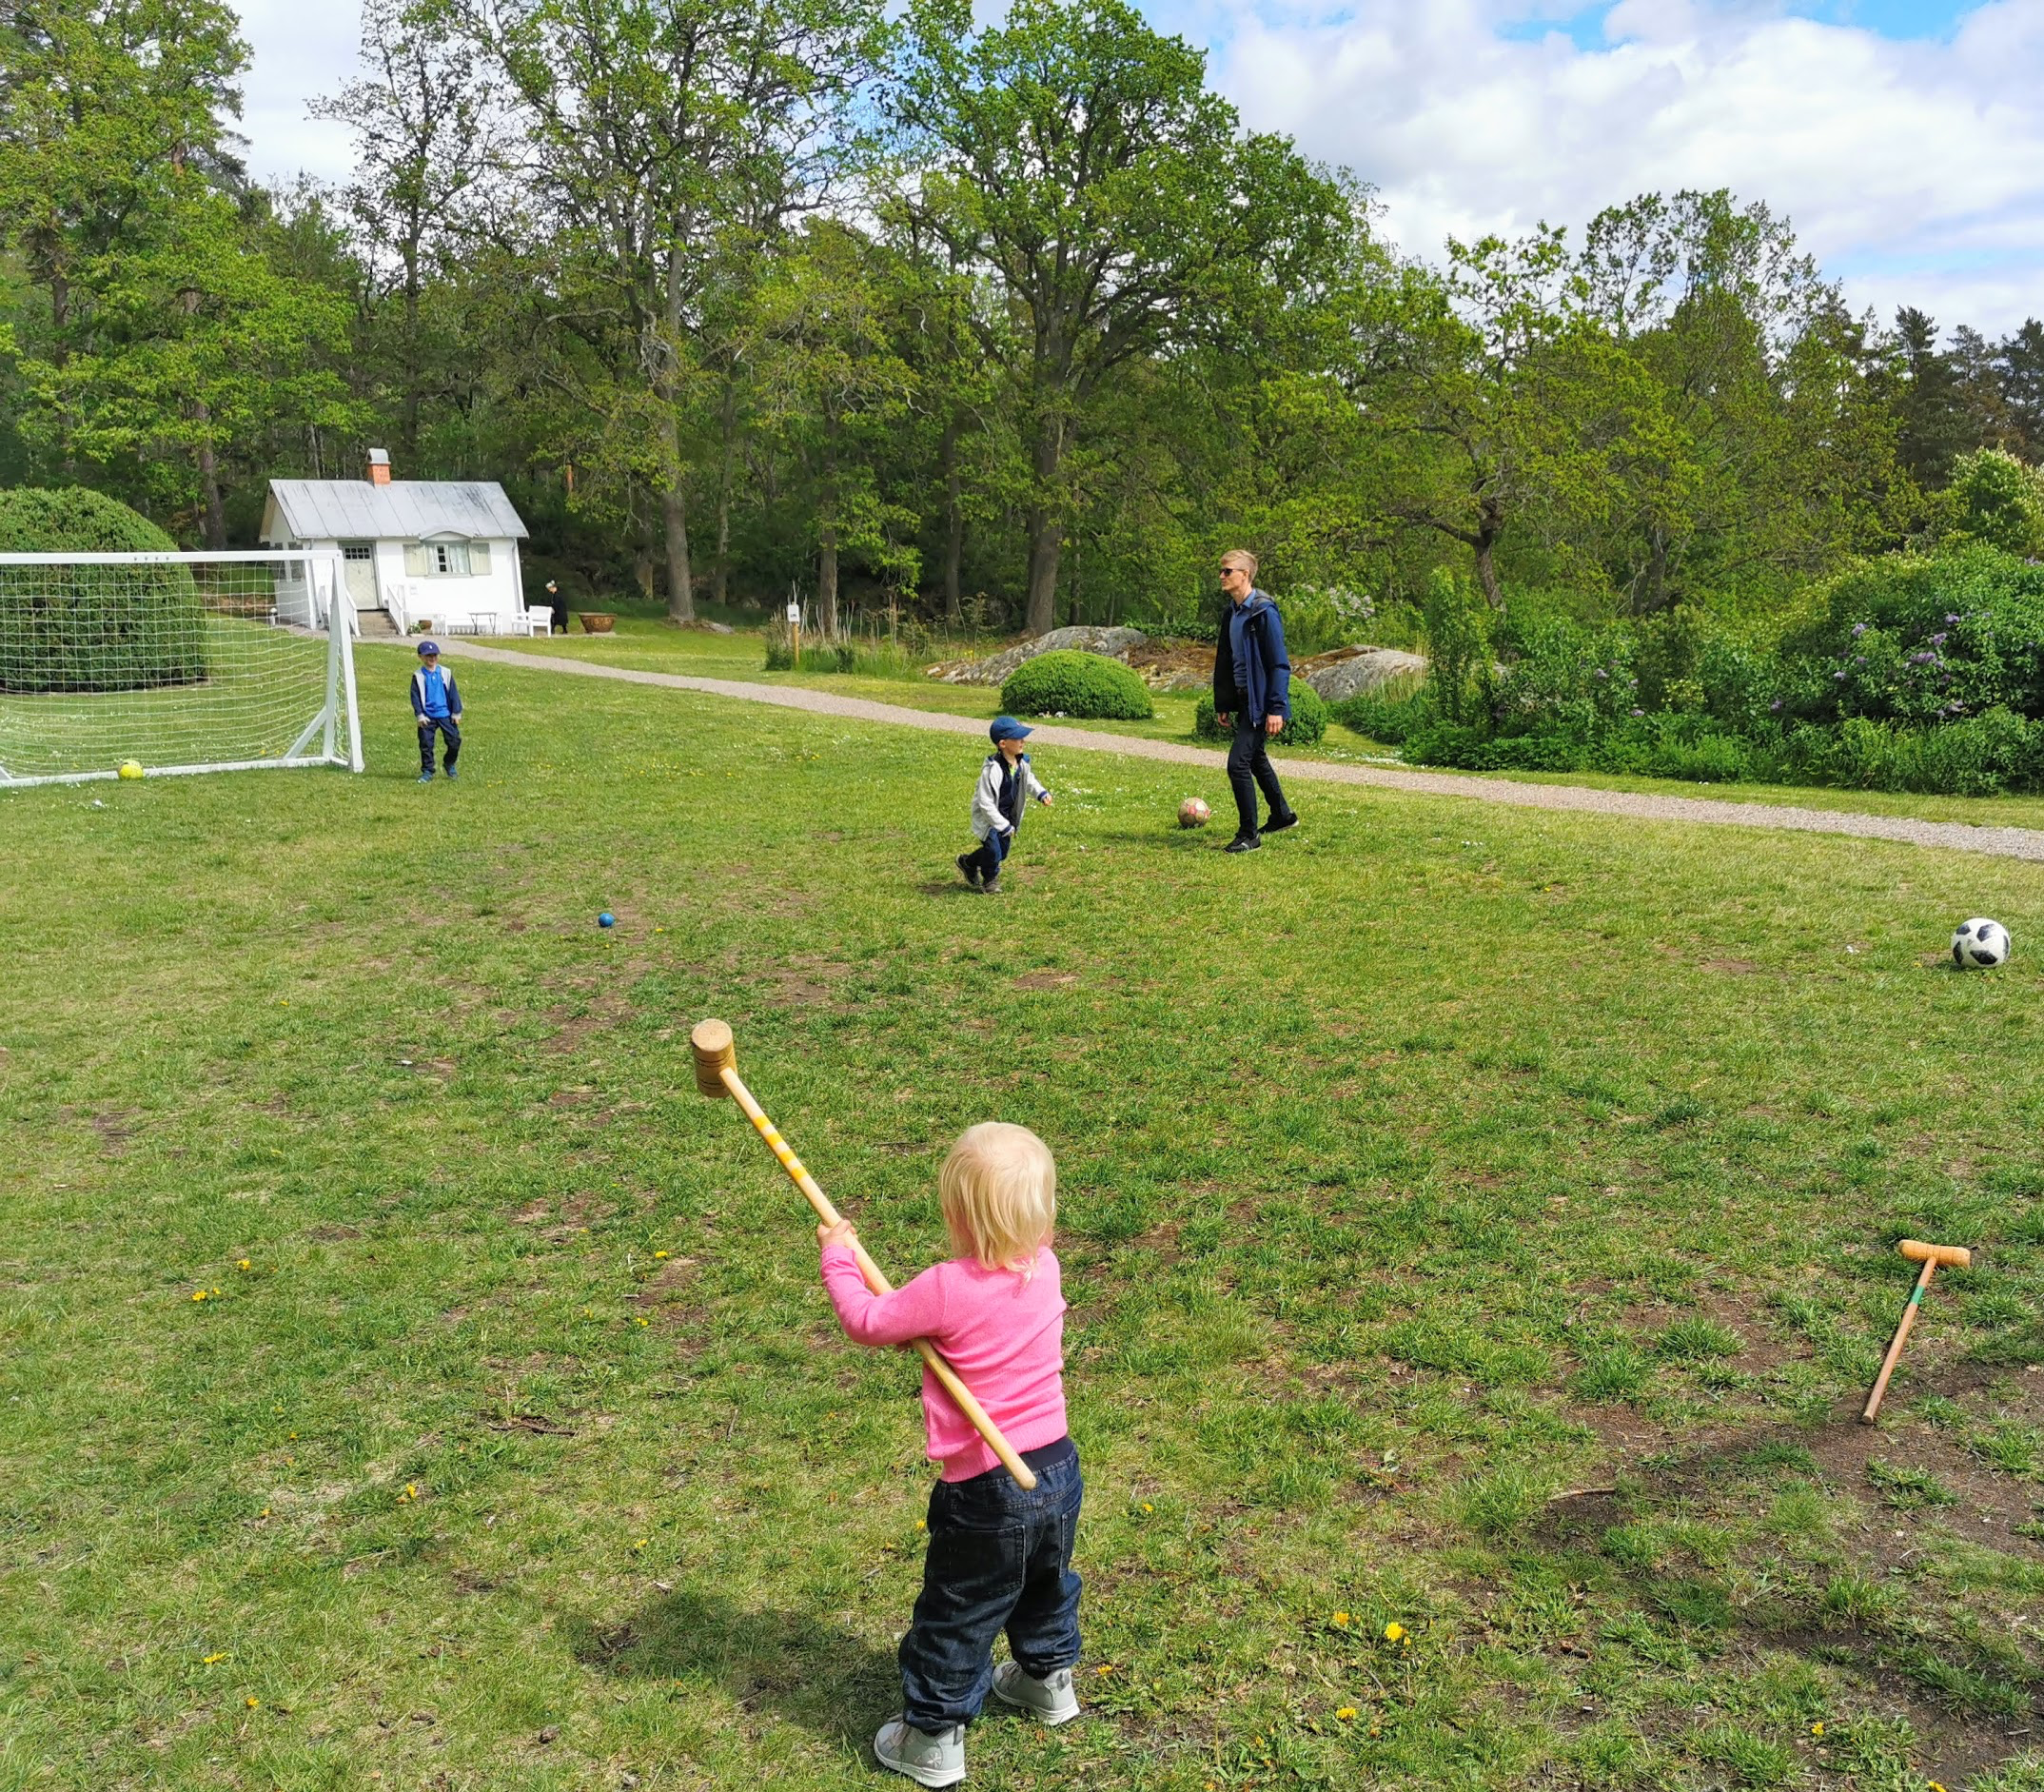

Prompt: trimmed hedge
xmin=0 ymin=488 xmax=206 ymax=694
xmin=1000 ymin=649 xmax=1155 ymax=720
xmin=1194 ymin=679 xmax=1328 ymax=746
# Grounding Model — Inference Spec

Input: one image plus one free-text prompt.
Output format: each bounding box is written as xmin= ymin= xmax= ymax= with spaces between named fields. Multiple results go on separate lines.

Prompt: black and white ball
xmin=1952 ymin=917 xmax=2011 ymax=969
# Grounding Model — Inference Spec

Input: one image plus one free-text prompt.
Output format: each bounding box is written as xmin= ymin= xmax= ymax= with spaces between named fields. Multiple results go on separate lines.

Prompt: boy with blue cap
xmin=410 ymin=641 xmax=463 ymax=782
xmin=957 ymin=717 xmax=1052 ymax=894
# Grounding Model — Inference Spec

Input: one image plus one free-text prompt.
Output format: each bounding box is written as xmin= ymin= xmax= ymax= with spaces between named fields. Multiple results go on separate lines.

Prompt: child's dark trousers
xmin=963 ymin=826 xmax=1012 ymax=886
xmin=898 ymin=1437 xmax=1082 ymax=1733
xmin=418 ymin=717 xmax=461 ymax=775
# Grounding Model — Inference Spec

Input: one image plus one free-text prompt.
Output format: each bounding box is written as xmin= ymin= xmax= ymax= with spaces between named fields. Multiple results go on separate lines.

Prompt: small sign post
xmin=786 ymin=600 xmax=801 ymax=670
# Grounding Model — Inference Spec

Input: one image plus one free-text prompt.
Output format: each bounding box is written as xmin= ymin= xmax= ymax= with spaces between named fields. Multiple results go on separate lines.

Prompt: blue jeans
xmin=964 ymin=826 xmax=1012 ymax=885
xmin=899 ymin=1437 xmax=1082 ymax=1732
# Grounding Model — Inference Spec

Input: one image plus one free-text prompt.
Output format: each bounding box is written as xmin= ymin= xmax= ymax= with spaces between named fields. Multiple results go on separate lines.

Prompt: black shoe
xmin=1263 ymin=809 xmax=1297 ymax=833
xmin=955 ymin=854 xmax=982 ymax=890
xmin=1225 ymin=833 xmax=1261 ymax=853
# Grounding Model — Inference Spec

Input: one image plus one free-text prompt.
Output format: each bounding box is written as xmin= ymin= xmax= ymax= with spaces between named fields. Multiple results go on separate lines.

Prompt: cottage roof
xmin=263 ymin=480 xmax=528 ymax=542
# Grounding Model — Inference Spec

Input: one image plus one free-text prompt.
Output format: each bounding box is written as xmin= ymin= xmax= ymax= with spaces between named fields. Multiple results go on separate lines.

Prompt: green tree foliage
xmin=1423 ymin=567 xmax=1492 ymax=726
xmin=889 ymin=0 xmax=1346 ymax=634
xmin=1944 ymin=448 xmax=2044 ymax=558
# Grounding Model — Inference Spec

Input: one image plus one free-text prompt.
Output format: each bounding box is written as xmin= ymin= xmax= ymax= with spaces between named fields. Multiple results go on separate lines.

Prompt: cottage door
xmin=341 ymin=542 xmax=377 ymax=611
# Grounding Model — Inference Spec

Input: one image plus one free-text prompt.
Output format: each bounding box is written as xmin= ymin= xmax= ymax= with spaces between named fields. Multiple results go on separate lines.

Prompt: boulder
xmin=1299 ymin=645 xmax=1429 ymax=703
xmin=927 ymin=625 xmax=1149 ymax=685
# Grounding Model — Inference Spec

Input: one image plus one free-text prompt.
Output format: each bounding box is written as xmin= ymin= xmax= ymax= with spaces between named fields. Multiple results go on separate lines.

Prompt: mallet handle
xmin=1861 ymin=1257 xmax=1938 ymax=1425
xmin=717 ymin=1064 xmax=1039 ymax=1490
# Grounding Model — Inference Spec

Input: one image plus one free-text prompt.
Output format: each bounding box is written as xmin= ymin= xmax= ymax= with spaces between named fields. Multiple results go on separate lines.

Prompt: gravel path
xmin=444 ymin=641 xmax=2044 ymax=862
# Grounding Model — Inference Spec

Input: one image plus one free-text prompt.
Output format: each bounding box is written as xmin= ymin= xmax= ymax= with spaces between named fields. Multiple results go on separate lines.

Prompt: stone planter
xmin=579 ymin=612 xmax=616 ymax=634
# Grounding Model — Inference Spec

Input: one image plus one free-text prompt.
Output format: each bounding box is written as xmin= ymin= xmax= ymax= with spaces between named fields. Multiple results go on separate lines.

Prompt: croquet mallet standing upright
xmin=1861 ymin=1238 xmax=1973 ymax=1424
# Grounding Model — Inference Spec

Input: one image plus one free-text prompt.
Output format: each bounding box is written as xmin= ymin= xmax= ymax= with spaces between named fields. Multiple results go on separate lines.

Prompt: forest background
xmin=4 ymin=0 xmax=2044 ymax=768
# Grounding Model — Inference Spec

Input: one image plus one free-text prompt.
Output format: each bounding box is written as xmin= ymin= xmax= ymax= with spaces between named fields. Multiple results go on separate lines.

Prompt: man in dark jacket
xmin=1211 ymin=550 xmax=1299 ymax=852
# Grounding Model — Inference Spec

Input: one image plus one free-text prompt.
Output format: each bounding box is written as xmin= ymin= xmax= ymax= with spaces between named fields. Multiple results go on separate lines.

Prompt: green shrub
xmin=0 ymin=487 xmax=206 ymax=694
xmin=763 ymin=639 xmax=856 ymax=673
xmin=1193 ymin=679 xmax=1327 ymax=745
xmin=1947 ymin=447 xmax=2044 ymax=557
xmin=1423 ymin=568 xmax=1492 ymax=725
xmin=1000 ymin=649 xmax=1154 ymax=719
xmin=1330 ymin=684 xmax=1432 ymax=743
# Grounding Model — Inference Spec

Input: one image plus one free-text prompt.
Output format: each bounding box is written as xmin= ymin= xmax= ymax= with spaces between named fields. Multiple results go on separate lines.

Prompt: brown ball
xmin=1178 ymin=798 xmax=1211 ymax=829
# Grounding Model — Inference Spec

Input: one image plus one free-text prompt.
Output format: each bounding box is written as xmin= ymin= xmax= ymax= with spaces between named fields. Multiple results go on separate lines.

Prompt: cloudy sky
xmin=234 ymin=0 xmax=2043 ymax=336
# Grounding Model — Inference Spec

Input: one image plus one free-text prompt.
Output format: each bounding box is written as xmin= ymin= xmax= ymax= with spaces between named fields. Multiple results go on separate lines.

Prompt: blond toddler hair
xmin=940 ymin=1122 xmax=1056 ymax=1274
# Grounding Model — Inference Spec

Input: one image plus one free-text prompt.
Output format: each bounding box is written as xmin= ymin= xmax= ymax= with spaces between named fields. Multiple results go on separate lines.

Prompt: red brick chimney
xmin=367 ymin=448 xmax=391 ymax=486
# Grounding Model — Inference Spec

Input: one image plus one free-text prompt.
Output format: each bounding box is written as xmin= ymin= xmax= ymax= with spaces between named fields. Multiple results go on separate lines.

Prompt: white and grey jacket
xmin=970 ymin=752 xmax=1051 ymax=841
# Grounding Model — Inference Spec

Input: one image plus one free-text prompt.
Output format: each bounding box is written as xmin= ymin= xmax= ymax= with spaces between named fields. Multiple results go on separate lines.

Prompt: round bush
xmin=1193 ymin=679 xmax=1327 ymax=746
xmin=1000 ymin=649 xmax=1154 ymax=720
xmin=0 ymin=488 xmax=206 ymax=694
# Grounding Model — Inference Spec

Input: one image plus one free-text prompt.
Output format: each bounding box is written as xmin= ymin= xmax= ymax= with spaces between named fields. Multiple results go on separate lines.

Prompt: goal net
xmin=0 ymin=551 xmax=363 ymax=787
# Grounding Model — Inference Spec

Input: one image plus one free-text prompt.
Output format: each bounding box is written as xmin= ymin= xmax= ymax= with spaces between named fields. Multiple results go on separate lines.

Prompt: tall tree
xmin=1995 ymin=319 xmax=2044 ymax=460
xmin=1890 ymin=306 xmax=1971 ymax=488
xmin=442 ymin=0 xmax=881 ymax=621
xmin=890 ymin=0 xmax=1346 ymax=634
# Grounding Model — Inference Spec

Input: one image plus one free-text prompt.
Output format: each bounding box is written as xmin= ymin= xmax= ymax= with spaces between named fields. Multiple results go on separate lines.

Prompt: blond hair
xmin=939 ymin=1122 xmax=1056 ymax=1274
xmin=1220 ymin=548 xmax=1259 ymax=578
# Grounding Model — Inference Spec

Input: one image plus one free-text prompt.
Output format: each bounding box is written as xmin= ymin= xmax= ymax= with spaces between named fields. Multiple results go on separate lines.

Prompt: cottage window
xmin=403 ymin=541 xmax=489 ymax=577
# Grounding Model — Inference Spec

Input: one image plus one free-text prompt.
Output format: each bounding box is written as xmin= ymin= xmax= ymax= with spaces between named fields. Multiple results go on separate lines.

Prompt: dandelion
xmin=1140 ymin=1502 xmax=1153 ymax=1513
xmin=258 ymin=1508 xmax=270 ymax=1519
xmin=1383 ymin=1623 xmax=1405 ymax=1643
xmin=1332 ymin=1611 xmax=1349 ymax=1626
xmin=1094 ymin=1664 xmax=1113 ymax=1676
xmin=1337 ymin=1706 xmax=1358 ymax=1721
xmin=1811 ymin=1723 xmax=1824 ymax=1736
xmin=633 ymin=1538 xmax=648 ymax=1550
xmin=191 ymin=1290 xmax=208 ymax=1302
xmin=237 ymin=1259 xmax=251 ymax=1271
xmin=203 ymin=1652 xmax=227 ymax=1664
xmin=635 ymin=1316 xmax=649 ymax=1327
xmin=654 ymin=1250 xmax=669 ymax=1259
xmin=914 ymin=1519 xmax=926 ymax=1530
xmin=246 ymin=1696 xmax=259 ymax=1707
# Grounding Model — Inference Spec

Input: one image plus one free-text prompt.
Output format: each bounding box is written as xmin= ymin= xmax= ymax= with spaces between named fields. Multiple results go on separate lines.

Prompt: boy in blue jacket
xmin=410 ymin=641 xmax=463 ymax=781
xmin=956 ymin=716 xmax=1052 ymax=894
xmin=1210 ymin=550 xmax=1299 ymax=852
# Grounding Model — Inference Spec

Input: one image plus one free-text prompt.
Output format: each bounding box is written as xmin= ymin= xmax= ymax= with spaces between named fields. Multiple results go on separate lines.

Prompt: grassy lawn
xmin=4 ymin=655 xmax=2042 ymax=1791
xmin=483 ymin=620 xmax=2044 ymax=834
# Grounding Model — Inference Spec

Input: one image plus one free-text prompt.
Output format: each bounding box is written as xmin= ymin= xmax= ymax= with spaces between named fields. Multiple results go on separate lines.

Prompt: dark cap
xmin=417 ymin=640 xmax=442 ymax=657
xmin=989 ymin=716 xmax=1033 ymax=743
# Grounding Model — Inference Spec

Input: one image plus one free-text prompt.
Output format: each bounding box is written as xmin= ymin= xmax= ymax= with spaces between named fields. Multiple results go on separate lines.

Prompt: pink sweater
xmin=821 ymin=1245 xmax=1069 ymax=1481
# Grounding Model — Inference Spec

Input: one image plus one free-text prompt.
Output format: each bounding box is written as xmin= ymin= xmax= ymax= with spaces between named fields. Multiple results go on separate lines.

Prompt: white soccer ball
xmin=1952 ymin=917 xmax=2011 ymax=969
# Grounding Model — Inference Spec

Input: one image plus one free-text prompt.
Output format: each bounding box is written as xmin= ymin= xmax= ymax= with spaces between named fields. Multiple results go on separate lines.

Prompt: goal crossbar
xmin=0 ymin=549 xmax=364 ymax=787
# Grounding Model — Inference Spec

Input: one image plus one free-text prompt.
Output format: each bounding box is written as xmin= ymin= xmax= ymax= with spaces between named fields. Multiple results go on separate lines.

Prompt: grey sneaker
xmin=992 ymin=1661 xmax=1080 ymax=1725
xmin=874 ymin=1717 xmax=966 ymax=1787
xmin=979 ymin=876 xmax=1000 ymax=895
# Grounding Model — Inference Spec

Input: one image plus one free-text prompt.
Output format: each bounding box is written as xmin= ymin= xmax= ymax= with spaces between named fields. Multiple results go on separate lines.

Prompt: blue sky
xmin=238 ymin=0 xmax=2044 ymax=335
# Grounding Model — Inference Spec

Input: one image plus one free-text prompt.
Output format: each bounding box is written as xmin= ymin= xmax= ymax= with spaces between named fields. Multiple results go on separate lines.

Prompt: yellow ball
xmin=118 ymin=760 xmax=144 ymax=779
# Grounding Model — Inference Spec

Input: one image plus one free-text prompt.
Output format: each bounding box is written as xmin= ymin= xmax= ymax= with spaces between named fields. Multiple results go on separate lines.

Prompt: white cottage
xmin=260 ymin=451 xmax=540 ymax=638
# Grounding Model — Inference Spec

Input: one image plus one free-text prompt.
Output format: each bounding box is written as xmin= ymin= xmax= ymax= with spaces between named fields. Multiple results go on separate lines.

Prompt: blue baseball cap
xmin=417 ymin=640 xmax=442 ymax=657
xmin=990 ymin=715 xmax=1032 ymax=743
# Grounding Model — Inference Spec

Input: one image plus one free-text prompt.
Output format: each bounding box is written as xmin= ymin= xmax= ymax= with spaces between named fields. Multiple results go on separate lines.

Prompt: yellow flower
xmin=1141 ymin=1502 xmax=1153 ymax=1512
xmin=633 ymin=1538 xmax=648 ymax=1550
xmin=1336 ymin=1705 xmax=1358 ymax=1721
xmin=1094 ymin=1664 xmax=1113 ymax=1676
xmin=1811 ymin=1723 xmax=1824 ymax=1736
xmin=203 ymin=1652 xmax=227 ymax=1664
xmin=258 ymin=1508 xmax=270 ymax=1519
xmin=246 ymin=1696 xmax=259 ymax=1707
xmin=1383 ymin=1623 xmax=1405 ymax=1643
xmin=236 ymin=1259 xmax=251 ymax=1271
xmin=191 ymin=1290 xmax=208 ymax=1301
xmin=914 ymin=1520 xmax=926 ymax=1530
xmin=654 ymin=1250 xmax=669 ymax=1259
xmin=1332 ymin=1610 xmax=1350 ymax=1626
xmin=635 ymin=1316 xmax=650 ymax=1327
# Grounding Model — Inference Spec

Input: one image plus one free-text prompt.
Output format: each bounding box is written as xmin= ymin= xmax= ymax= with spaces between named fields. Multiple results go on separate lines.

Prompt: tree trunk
xmin=1023 ymin=411 xmax=1066 ymax=635
xmin=711 ymin=375 xmax=737 ymax=606
xmin=658 ymin=246 xmax=697 ymax=622
xmin=401 ymin=227 xmax=423 ymax=466
xmin=1473 ymin=518 xmax=1503 ymax=610
xmin=661 ymin=481 xmax=695 ymax=622
xmin=195 ymin=422 xmax=227 ymax=550
xmin=818 ymin=527 xmax=839 ymax=639
xmin=940 ymin=417 xmax=963 ymax=623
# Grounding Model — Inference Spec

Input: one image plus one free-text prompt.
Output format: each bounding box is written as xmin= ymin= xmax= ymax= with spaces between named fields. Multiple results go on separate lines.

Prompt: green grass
xmin=4 ymin=653 xmax=2042 ymax=1789
xmin=485 ymin=620 xmax=2044 ymax=832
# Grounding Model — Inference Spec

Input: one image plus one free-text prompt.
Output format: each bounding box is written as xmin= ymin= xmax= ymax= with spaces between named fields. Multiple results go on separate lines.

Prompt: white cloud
xmin=234 ymin=0 xmax=2044 ymax=334
xmin=1209 ymin=0 xmax=2044 ymax=333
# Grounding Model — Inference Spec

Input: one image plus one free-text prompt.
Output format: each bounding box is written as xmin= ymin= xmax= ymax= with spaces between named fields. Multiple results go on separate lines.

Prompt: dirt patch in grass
xmin=1013 ymin=970 xmax=1079 ymax=990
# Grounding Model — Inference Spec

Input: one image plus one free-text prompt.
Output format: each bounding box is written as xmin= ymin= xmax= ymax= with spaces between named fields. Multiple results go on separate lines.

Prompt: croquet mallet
xmin=688 ymin=1018 xmax=1038 ymax=1489
xmin=1860 ymin=1238 xmax=1973 ymax=1425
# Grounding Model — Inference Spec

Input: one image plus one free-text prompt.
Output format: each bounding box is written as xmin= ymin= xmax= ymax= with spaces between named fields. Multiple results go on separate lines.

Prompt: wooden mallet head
xmin=1899 ymin=1239 xmax=1972 ymax=1270
xmin=691 ymin=1018 xmax=736 ymax=1098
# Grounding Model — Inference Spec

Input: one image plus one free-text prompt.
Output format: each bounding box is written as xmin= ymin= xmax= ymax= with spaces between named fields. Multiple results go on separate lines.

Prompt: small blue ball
xmin=598 ymin=912 xmax=616 ymax=928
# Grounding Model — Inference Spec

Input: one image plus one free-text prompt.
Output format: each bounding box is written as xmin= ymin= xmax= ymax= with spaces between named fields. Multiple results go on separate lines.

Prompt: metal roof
xmin=262 ymin=480 xmax=528 ymax=543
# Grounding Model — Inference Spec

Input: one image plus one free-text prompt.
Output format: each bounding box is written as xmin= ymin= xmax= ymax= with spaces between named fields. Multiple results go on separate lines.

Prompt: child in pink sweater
xmin=819 ymin=1122 xmax=1082 ymax=1788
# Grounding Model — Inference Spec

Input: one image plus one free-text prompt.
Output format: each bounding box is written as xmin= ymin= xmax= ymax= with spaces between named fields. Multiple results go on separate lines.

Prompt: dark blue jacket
xmin=1212 ymin=591 xmax=1290 ymax=723
xmin=410 ymin=664 xmax=461 ymax=721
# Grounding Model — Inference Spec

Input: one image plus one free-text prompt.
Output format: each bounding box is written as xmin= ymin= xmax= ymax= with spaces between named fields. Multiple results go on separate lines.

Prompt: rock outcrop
xmin=927 ymin=625 xmax=1150 ymax=686
xmin=1297 ymin=645 xmax=1429 ymax=702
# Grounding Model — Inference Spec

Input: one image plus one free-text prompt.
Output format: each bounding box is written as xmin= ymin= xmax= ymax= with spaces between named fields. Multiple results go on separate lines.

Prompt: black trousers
xmin=1227 ymin=716 xmax=1288 ymax=836
xmin=418 ymin=717 xmax=461 ymax=774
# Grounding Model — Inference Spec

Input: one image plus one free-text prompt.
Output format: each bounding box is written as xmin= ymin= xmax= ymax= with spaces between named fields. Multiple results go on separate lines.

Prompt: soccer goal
xmin=0 ymin=550 xmax=363 ymax=787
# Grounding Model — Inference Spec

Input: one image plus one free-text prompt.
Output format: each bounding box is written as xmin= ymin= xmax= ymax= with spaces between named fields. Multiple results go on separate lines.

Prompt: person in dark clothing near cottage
xmin=1210 ymin=550 xmax=1299 ymax=852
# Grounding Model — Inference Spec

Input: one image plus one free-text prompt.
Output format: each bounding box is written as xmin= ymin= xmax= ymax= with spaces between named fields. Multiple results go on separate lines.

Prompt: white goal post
xmin=0 ymin=550 xmax=363 ymax=787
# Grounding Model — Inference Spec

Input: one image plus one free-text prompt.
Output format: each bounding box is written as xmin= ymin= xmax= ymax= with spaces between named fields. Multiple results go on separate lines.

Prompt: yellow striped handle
xmin=718 ymin=1064 xmax=1037 ymax=1489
